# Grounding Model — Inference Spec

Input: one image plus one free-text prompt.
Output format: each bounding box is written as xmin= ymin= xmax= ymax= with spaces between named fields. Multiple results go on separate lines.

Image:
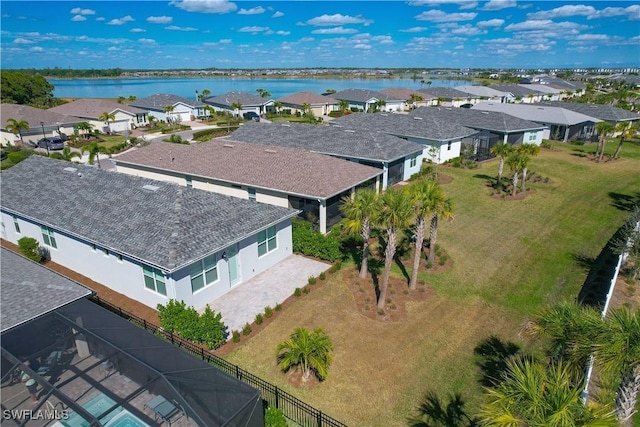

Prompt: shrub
xmin=7 ymin=149 xmax=33 ymax=165
xmin=294 ymin=288 xmax=302 ymax=297
xmin=308 ymin=276 xmax=317 ymax=285
xmin=328 ymin=261 xmax=342 ymax=274
xmin=18 ymin=237 xmax=42 ymax=262
xmin=232 ymin=330 xmax=240 ymax=343
xmin=242 ymin=323 xmax=252 ymax=336
xmin=425 ymin=261 xmax=433 ymax=269
xmin=264 ymin=306 xmax=273 ymax=318
xmin=192 ymin=127 xmax=239 ymax=142
xmin=198 ymin=305 xmax=227 ymax=349
xmin=264 ymin=406 xmax=288 ymax=427
xmin=319 ymin=272 xmax=326 ymax=281
xmin=275 ymin=303 xmax=282 ymax=311
xmin=303 ymin=286 xmax=310 ymax=294
xmin=292 ymin=219 xmax=341 ymax=262
xmin=439 ymin=256 xmax=447 ymax=266
xmin=255 ymin=313 xmax=263 ymax=325
xmin=541 ymin=140 xmax=552 ymax=149
xmin=157 ymin=300 xmax=227 ymax=349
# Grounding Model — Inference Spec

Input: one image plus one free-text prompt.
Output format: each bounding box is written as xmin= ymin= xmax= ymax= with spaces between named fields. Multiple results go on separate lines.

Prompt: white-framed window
xmin=258 ymin=226 xmax=277 ymax=257
xmin=142 ymin=265 xmax=166 ymax=295
xmin=447 ymin=142 xmax=452 ymax=151
xmin=41 ymin=226 xmax=57 ymax=249
xmin=248 ymin=187 xmax=256 ymax=201
xmin=12 ymin=216 xmax=20 ymax=233
xmin=409 ymin=155 xmax=418 ymax=168
xmin=190 ymin=254 xmax=218 ymax=293
xmin=186 ymin=175 xmax=192 ymax=188
xmin=529 ymin=133 xmax=537 ymax=141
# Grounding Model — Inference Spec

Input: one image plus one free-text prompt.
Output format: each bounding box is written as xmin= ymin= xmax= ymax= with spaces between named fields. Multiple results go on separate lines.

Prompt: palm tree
xmin=256 ymin=88 xmax=271 ymax=98
xmin=76 ymin=121 xmax=94 ymax=139
xmin=301 ymin=103 xmax=312 ymax=117
xmin=199 ymin=89 xmax=211 ymax=101
xmin=162 ymin=105 xmax=175 ymax=124
xmin=479 ymin=358 xmax=617 ymax=426
xmin=515 ymin=143 xmax=540 ymax=191
xmin=276 ymin=327 xmax=333 ymax=383
xmin=372 ymin=99 xmax=386 ymax=113
xmin=506 ymin=153 xmax=529 ymax=197
xmin=426 ymin=81 xmax=432 ymax=88
xmin=127 ymin=95 xmax=137 ymax=102
xmin=5 ymin=118 xmax=30 ymax=145
xmin=408 ymin=180 xmax=439 ymax=289
xmin=408 ymin=93 xmax=424 ymax=111
xmin=231 ymin=101 xmax=242 ymax=118
xmin=376 ymin=188 xmax=414 ymax=310
xmin=491 ymin=142 xmax=512 ymax=189
xmin=81 ymin=142 xmax=110 ymax=168
xmin=98 ymin=111 xmax=116 ymax=135
xmin=427 ymin=191 xmax=453 ymax=265
xmin=436 ymin=97 xmax=446 ymax=106
xmin=272 ymin=101 xmax=283 ymax=115
xmin=340 ymin=189 xmax=379 ymax=279
xmin=338 ymin=100 xmax=349 ymax=114
xmin=50 ymin=147 xmax=81 ymax=162
xmin=613 ymin=121 xmax=639 ymax=159
xmin=595 ymin=122 xmax=615 ymax=162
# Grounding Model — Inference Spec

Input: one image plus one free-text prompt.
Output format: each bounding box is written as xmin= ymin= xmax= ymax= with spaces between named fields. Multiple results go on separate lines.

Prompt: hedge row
xmin=292 ymin=219 xmax=341 ymax=262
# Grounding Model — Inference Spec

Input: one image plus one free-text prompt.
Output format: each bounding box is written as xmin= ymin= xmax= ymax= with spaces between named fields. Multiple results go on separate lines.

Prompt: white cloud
xmin=29 ymin=46 xmax=44 ymax=52
xmin=238 ymin=26 xmax=270 ymax=34
xmin=165 ymin=25 xmax=198 ymax=31
xmin=354 ymin=43 xmax=372 ymax=49
xmin=130 ymin=28 xmax=146 ymax=33
xmin=299 ymin=37 xmax=314 ymax=42
xmin=170 ymin=0 xmax=237 ymax=14
xmin=107 ymin=16 xmax=135 ymax=25
xmin=238 ymin=6 xmax=265 ymax=15
xmin=414 ymin=10 xmax=477 ymax=22
xmin=372 ymin=35 xmax=394 ymax=44
xmin=219 ymin=39 xmax=232 ymax=44
xmin=70 ymin=8 xmax=95 ymax=15
xmin=138 ymin=38 xmax=156 ymax=44
xmin=408 ymin=0 xmax=477 ymax=9
xmin=311 ymin=26 xmax=359 ymax=34
xmin=306 ymin=14 xmax=373 ymax=26
xmin=477 ymin=18 xmax=505 ymax=27
xmin=527 ymin=5 xmax=596 ymax=19
xmin=598 ymin=5 xmax=640 ymax=20
xmin=96 ymin=17 xmax=105 ymax=22
xmin=108 ymin=46 xmax=118 ymax=51
xmin=272 ymin=11 xmax=284 ymax=18
xmin=450 ymin=24 xmax=486 ymax=35
xmin=574 ymin=34 xmax=609 ymax=41
xmin=399 ymin=26 xmax=429 ymax=33
xmin=454 ymin=44 xmax=465 ymax=49
xmin=71 ymin=15 xmax=86 ymax=22
xmin=147 ymin=16 xmax=173 ymax=24
xmin=505 ymin=19 xmax=587 ymax=33
xmin=13 ymin=38 xmax=34 ymax=44
xmin=276 ymin=30 xmax=290 ymax=36
xmin=482 ymin=0 xmax=517 ymax=11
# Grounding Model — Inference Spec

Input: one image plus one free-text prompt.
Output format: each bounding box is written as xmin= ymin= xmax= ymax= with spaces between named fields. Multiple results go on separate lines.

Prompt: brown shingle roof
xmin=114 ymin=140 xmax=382 ymax=199
xmin=276 ymin=91 xmax=339 ymax=106
xmin=48 ymin=99 xmax=147 ymax=119
xmin=1 ymin=103 xmax=78 ymax=128
xmin=379 ymin=88 xmax=434 ymax=100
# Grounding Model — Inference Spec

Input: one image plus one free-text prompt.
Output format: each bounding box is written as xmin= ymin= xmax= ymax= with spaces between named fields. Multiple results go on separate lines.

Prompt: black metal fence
xmin=90 ymin=296 xmax=346 ymax=427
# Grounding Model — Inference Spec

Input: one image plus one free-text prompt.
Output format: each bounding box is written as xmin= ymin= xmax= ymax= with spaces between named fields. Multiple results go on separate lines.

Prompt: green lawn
xmin=224 ymin=141 xmax=640 ymax=426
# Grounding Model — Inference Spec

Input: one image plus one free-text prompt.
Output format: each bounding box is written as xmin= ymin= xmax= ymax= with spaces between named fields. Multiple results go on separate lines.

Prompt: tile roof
xmin=416 ymin=87 xmax=472 ymax=100
xmin=204 ymin=91 xmax=271 ymax=108
xmin=1 ymin=248 xmax=93 ymax=332
xmin=48 ymin=99 xmax=147 ymax=119
xmin=276 ymin=91 xmax=339 ymax=106
xmin=330 ymin=112 xmax=478 ymax=142
xmin=1 ymin=156 xmax=299 ymax=272
xmin=225 ymin=122 xmax=423 ymax=163
xmin=330 ymin=89 xmax=402 ymax=103
xmin=114 ymin=140 xmax=382 ymax=199
xmin=538 ymin=102 xmax=640 ymax=122
xmin=379 ymin=88 xmax=435 ymax=100
xmin=1 ymin=103 xmax=78 ymax=129
xmin=472 ymin=102 xmax=601 ymax=126
xmin=129 ymin=93 xmax=206 ymax=110
xmin=412 ymin=106 xmax=546 ymax=133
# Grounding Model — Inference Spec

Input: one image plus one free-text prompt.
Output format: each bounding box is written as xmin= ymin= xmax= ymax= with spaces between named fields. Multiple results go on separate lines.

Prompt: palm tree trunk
xmin=616 ymin=366 xmax=640 ymax=424
xmin=597 ymin=139 xmax=606 ymax=162
xmin=497 ymin=158 xmax=504 ymax=187
xmin=378 ymin=229 xmax=397 ymax=310
xmin=427 ymin=215 xmax=438 ymax=265
xmin=409 ymin=217 xmax=425 ymax=290
xmin=359 ymin=219 xmax=370 ymax=279
xmin=521 ymin=167 xmax=528 ymax=192
xmin=512 ymin=171 xmax=519 ymax=197
xmin=613 ymin=137 xmax=624 ymax=159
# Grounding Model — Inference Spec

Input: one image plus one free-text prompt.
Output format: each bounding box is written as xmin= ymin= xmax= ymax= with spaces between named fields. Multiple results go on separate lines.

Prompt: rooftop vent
xmin=281 ymin=124 xmax=291 ymax=127
xmin=344 ymin=129 xmax=356 ymax=133
xmin=265 ymin=149 xmax=277 ymax=154
xmin=413 ymin=116 xmax=423 ymax=120
xmin=142 ymin=184 xmax=160 ymax=192
xmin=223 ymin=144 xmax=235 ymax=148
xmin=63 ymin=167 xmax=78 ymax=173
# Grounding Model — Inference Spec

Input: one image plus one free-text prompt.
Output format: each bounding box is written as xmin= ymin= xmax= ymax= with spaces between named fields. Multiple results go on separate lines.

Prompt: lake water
xmin=49 ymin=77 xmax=473 ymax=100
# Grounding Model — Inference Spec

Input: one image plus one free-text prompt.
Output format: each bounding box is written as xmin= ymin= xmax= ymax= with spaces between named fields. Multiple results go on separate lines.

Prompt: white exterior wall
xmin=403 ymin=153 xmax=423 ymax=180
xmin=523 ymin=130 xmax=544 ymax=145
xmin=1 ymin=129 xmax=17 ymax=147
xmin=406 ymin=136 xmax=461 ymax=165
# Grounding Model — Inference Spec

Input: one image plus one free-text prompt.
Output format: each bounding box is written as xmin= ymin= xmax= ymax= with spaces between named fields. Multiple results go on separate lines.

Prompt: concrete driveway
xmin=206 ymin=255 xmax=330 ymax=334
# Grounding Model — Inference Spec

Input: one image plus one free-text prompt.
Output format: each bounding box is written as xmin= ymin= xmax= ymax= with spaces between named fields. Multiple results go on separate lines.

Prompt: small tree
xmin=491 ymin=142 xmax=512 ymax=189
xmin=5 ymin=118 xmax=30 ymax=145
xmin=595 ymin=121 xmax=615 ymax=162
xmin=276 ymin=327 xmax=333 ymax=382
xmin=231 ymin=101 xmax=243 ymax=118
xmin=98 ymin=111 xmax=116 ymax=134
xmin=81 ymin=142 xmax=110 ymax=168
xmin=18 ymin=237 xmax=42 ymax=262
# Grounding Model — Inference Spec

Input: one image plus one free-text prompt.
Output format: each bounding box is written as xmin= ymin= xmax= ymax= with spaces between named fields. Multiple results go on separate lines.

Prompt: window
xmin=529 ymin=133 xmax=537 ymax=141
xmin=248 ymin=187 xmax=256 ymax=201
xmin=447 ymin=142 xmax=452 ymax=151
xmin=41 ymin=226 xmax=57 ymax=249
xmin=409 ymin=155 xmax=418 ymax=168
xmin=190 ymin=254 xmax=218 ymax=293
xmin=186 ymin=175 xmax=192 ymax=188
xmin=91 ymin=244 xmax=97 ymax=251
xmin=116 ymin=254 xmax=123 ymax=262
xmin=102 ymin=248 xmax=110 ymax=257
xmin=258 ymin=226 xmax=277 ymax=257
xmin=13 ymin=216 xmax=20 ymax=233
xmin=143 ymin=265 xmax=166 ymax=295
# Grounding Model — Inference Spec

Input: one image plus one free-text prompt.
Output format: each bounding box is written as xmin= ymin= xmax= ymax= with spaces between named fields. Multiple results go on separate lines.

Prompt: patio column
xmin=563 ymin=126 xmax=570 ymax=143
xmin=503 ymin=134 xmax=508 ymax=144
xmin=375 ymin=175 xmax=381 ymax=193
xmin=318 ymin=200 xmax=327 ymax=235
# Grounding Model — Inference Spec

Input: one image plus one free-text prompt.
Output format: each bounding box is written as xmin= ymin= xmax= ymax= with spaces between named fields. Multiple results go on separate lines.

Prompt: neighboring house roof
xmin=226 ymin=122 xmax=423 ymax=163
xmin=204 ymin=91 xmax=271 ymax=108
xmin=330 ymin=89 xmax=402 ymax=103
xmin=129 ymin=93 xmax=206 ymax=111
xmin=379 ymin=88 xmax=435 ymax=101
xmin=330 ymin=112 xmax=478 ymax=142
xmin=1 ymin=248 xmax=93 ymax=333
xmin=1 ymin=103 xmax=78 ymax=129
xmin=48 ymin=99 xmax=147 ymax=119
xmin=1 ymin=156 xmax=299 ymax=273
xmin=489 ymin=84 xmax=544 ymax=98
xmin=472 ymin=102 xmax=602 ymax=126
xmin=454 ymin=85 xmax=511 ymax=99
xmin=417 ymin=87 xmax=471 ymax=100
xmin=412 ymin=106 xmax=546 ymax=133
xmin=276 ymin=91 xmax=339 ymax=106
xmin=543 ymin=80 xmax=587 ymax=91
xmin=538 ymin=102 xmax=640 ymax=122
xmin=521 ymin=84 xmax=561 ymax=94
xmin=114 ymin=140 xmax=382 ymax=200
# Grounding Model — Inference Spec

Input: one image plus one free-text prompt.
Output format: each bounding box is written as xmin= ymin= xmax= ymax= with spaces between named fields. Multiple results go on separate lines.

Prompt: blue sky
xmin=1 ymin=1 xmax=638 ymax=70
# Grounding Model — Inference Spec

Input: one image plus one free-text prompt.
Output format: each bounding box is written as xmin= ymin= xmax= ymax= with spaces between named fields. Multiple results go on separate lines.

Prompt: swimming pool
xmin=104 ymin=410 xmax=151 ymax=427
xmin=59 ymin=393 xmax=121 ymax=427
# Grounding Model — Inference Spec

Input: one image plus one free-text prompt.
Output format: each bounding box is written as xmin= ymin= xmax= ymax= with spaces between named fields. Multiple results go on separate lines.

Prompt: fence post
xmin=143 ymin=319 xmax=147 ymax=330
xmin=317 ymin=410 xmax=323 ymax=427
xmin=235 ymin=365 xmax=240 ymax=379
xmin=201 ymin=347 xmax=204 ymax=360
xmin=170 ymin=332 xmax=174 ymax=344
xmin=275 ymin=387 xmax=279 ymax=409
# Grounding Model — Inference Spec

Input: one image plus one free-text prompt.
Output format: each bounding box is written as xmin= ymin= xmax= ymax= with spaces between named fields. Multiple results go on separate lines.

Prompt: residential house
xmin=538 ymin=101 xmax=640 ymax=128
xmin=454 ymin=85 xmax=512 ymax=103
xmin=329 ymin=89 xmax=405 ymax=112
xmin=275 ymin=91 xmax=340 ymax=117
xmin=1 ymin=156 xmax=299 ymax=311
xmin=113 ymin=141 xmax=382 ymax=234
xmin=489 ymin=84 xmax=545 ymax=103
xmin=520 ymin=84 xmax=562 ymax=102
xmin=226 ymin=122 xmax=424 ymax=190
xmin=379 ymin=88 xmax=437 ymax=110
xmin=411 ymin=107 xmax=546 ymax=155
xmin=0 ymin=248 xmax=264 ymax=426
xmin=48 ymin=99 xmax=149 ymax=134
xmin=416 ymin=87 xmax=475 ymax=107
xmin=472 ymin=102 xmax=601 ymax=142
xmin=1 ymin=103 xmax=78 ymax=147
xmin=330 ymin=112 xmax=478 ymax=164
xmin=129 ymin=93 xmax=210 ymax=123
xmin=203 ymin=91 xmax=273 ymax=117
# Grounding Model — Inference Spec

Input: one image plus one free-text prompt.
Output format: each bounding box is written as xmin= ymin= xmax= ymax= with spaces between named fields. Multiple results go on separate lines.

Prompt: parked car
xmin=243 ymin=112 xmax=260 ymax=122
xmin=37 ymin=137 xmax=64 ymax=150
